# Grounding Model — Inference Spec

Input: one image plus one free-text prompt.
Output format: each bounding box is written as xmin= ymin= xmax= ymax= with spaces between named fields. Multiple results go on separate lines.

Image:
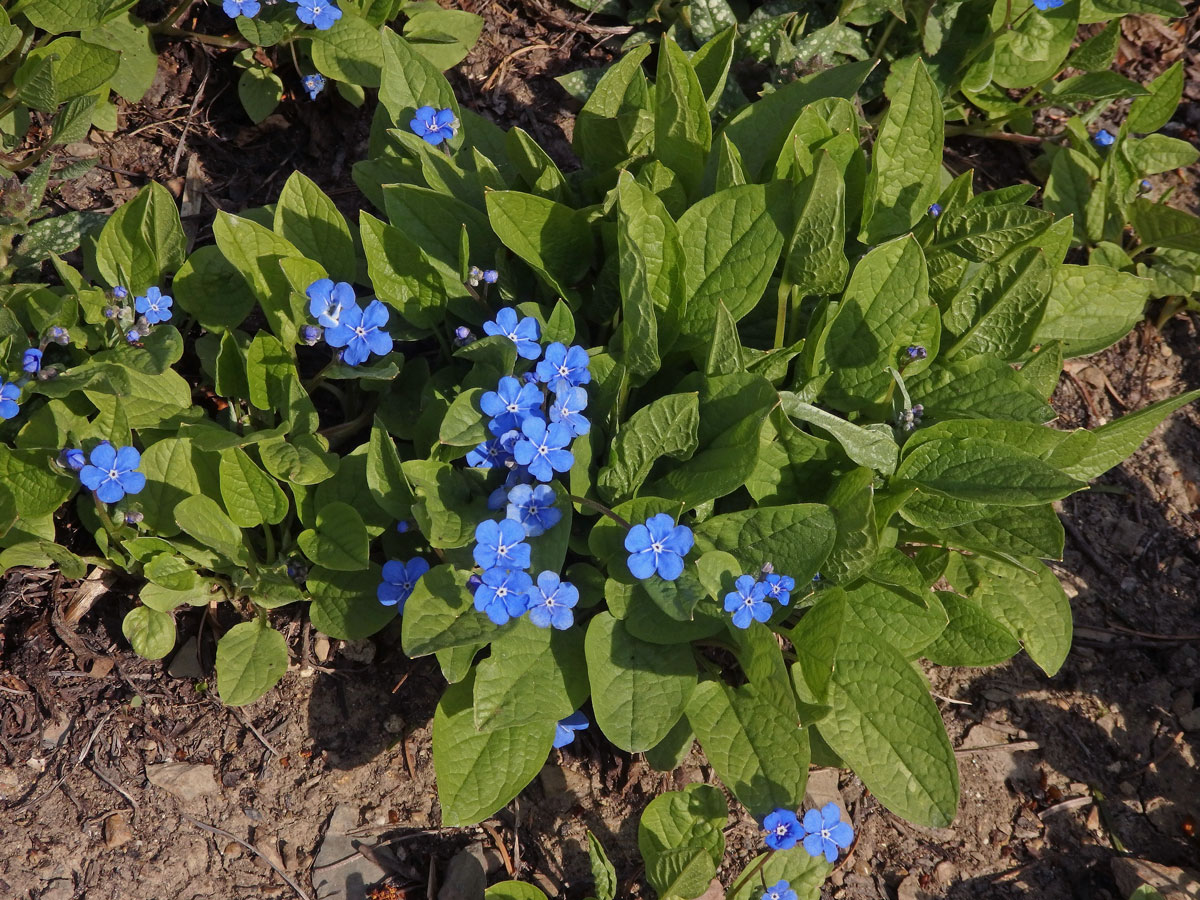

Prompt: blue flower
xmin=725 ymin=575 xmax=772 ymax=629
xmin=927 ymin=203 xmax=942 ymax=217
xmin=535 ymin=342 xmax=591 ymax=393
xmin=506 ymin=483 xmax=561 ymax=537
xmin=474 ymin=567 xmax=532 ymax=625
xmin=377 ymin=558 xmax=430 ymax=612
xmin=22 ymin=348 xmax=42 ymax=374
xmin=135 ymin=286 xmax=173 ymax=324
xmin=396 ymin=521 xmax=411 ymax=534
xmin=126 ymin=329 xmax=141 ymax=343
xmin=549 ymin=386 xmax=590 ymax=437
xmin=409 ymin=105 xmax=457 ymax=145
xmin=59 ymin=448 xmax=86 ymax=471
xmin=306 ymin=278 xmax=355 ymax=328
xmin=525 ymin=571 xmax=578 ymax=630
xmin=223 ymin=0 xmax=260 ymax=16
xmin=454 ymin=325 xmax=473 ymax=346
xmin=482 ymin=307 xmax=541 ymax=360
xmin=481 ymin=375 xmax=545 ymax=435
xmin=300 ymin=325 xmax=322 ymax=346
xmin=764 ymin=573 xmax=795 ymax=606
xmin=553 ymin=710 xmax=589 ymax=748
xmin=325 ymin=299 xmax=393 ymax=366
xmin=763 ymin=808 xmax=803 ymax=851
xmin=302 ymin=73 xmax=326 ymax=100
xmin=0 ymin=379 xmax=21 ymax=420
xmin=482 ymin=269 xmax=498 ymax=284
xmin=473 ymin=518 xmax=531 ymax=570
xmin=1032 ymin=0 xmax=1063 ymax=8
xmin=624 ymin=513 xmax=693 ymax=582
xmin=48 ymin=326 xmax=68 ymax=345
xmin=512 ymin=417 xmax=574 ymax=482
xmin=79 ymin=441 xmax=146 ymax=503
xmin=112 ymin=286 xmax=128 ymax=299
xmin=466 ymin=437 xmax=510 ymax=469
xmin=801 ymin=803 xmax=854 ymax=863
xmin=295 ymin=0 xmax=342 ymax=29
xmin=1093 ymin=128 xmax=1115 ymax=147
xmin=761 ymin=881 xmax=797 ymax=900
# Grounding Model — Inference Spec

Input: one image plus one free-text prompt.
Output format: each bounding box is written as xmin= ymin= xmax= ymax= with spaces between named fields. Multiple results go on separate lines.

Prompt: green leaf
xmin=615 ymin=174 xmax=686 ymax=351
xmin=1064 ymin=18 xmax=1119 ymax=72
xmin=617 ymin=219 xmax=661 ymax=380
xmin=244 ymin=333 xmax=318 ymax=433
xmin=485 ymin=191 xmax=593 ymax=297
xmin=923 ymin=592 xmax=1021 ymax=667
xmin=638 ymin=784 xmax=726 ymax=900
xmin=219 ymin=447 xmax=289 ymax=528
xmin=896 ymin=436 xmax=1084 ymax=505
xmin=308 ymin=564 xmax=397 ymax=639
xmin=311 ymin=9 xmax=384 ymax=87
xmin=174 ymin=494 xmax=248 ymax=565
xmin=403 ymin=7 xmax=482 ymax=70
xmin=587 ymin=831 xmax=618 ymax=900
xmin=654 ymin=37 xmax=711 ymax=198
xmin=237 ymin=66 xmax=283 ymax=124
xmin=726 ymin=847 xmax=831 ymax=900
xmin=573 ymin=45 xmax=653 ymax=171
xmin=484 ymin=883 xmax=548 ymax=900
xmin=213 ymin=213 xmax=307 ymax=344
xmin=403 ymin=459 xmax=489 ymax=548
xmin=366 ymin=419 xmax=413 ymax=520
xmin=438 ymin=387 xmax=489 ymax=449
xmin=274 ymin=171 xmax=356 ymax=283
xmin=692 ymin=25 xmax=736 ymax=110
xmin=823 ymin=235 xmax=930 ymax=408
xmin=783 ymin=151 xmax=849 ymax=297
xmin=990 ymin=0 xmax=1079 ymax=89
xmin=817 ymin=625 xmax=959 ymax=826
xmin=15 ymin=37 xmax=118 ymax=109
xmin=94 ymin=182 xmax=185 ymax=293
xmin=0 ymin=446 xmax=74 ymax=519
xmin=144 ymin=553 xmax=197 ymax=592
xmin=1127 ymin=60 xmax=1183 ymax=134
xmin=1059 ymin=389 xmax=1200 ymax=481
xmin=677 ymin=183 xmax=787 ymax=338
xmin=907 ymin=353 xmax=1054 ymax=423
xmin=694 ymin=503 xmax=836 ymax=583
xmin=1127 ymin=134 xmax=1200 ymax=175
xmin=686 ymin=680 xmax=810 ymax=819
xmin=505 ymin=125 xmax=569 ymax=200
xmin=597 ymin=392 xmax=699 ymax=504
xmin=297 ymin=501 xmax=369 ymax=571
xmin=122 ymin=606 xmax=176 ymax=660
xmin=402 ymin=564 xmax=509 ymax=656
xmin=585 ymin=612 xmax=696 ymax=752
xmin=216 ymin=619 xmax=289 ymax=706
xmin=379 ymin=28 xmax=458 ymax=130
xmin=382 ymin=183 xmax=497 ymax=272
xmin=944 ymin=246 xmax=1053 ymax=361
xmin=472 ymin=617 xmax=588 ymax=730
xmin=172 ymin=245 xmax=259 ymax=330
xmin=360 ymin=211 xmax=454 ymax=329
xmin=843 ymin=580 xmax=947 ymax=659
xmin=862 ymin=57 xmax=943 ymax=244
xmin=18 ymin=0 xmax=136 ymax=33
xmin=778 ymin=394 xmax=900 ymax=473
xmin=1130 ymin=198 xmax=1200 ymax=255
xmin=433 ymin=671 xmax=555 ymax=826
xmin=1034 ymin=264 xmax=1151 ymax=357
xmin=789 ymin=588 xmax=845 ymax=706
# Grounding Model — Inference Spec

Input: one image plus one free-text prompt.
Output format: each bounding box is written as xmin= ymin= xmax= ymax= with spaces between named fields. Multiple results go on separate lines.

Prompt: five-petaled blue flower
xmin=481 ymin=375 xmax=544 ymax=435
xmin=927 ymin=203 xmax=942 ymax=217
xmin=725 ymin=575 xmax=772 ymax=629
xmin=526 ymin=571 xmax=578 ymax=630
xmin=482 ymin=307 xmax=542 ymax=360
xmin=377 ymin=558 xmax=430 ymax=612
xmin=135 ymin=286 xmax=173 ymax=324
xmin=466 ymin=437 xmax=510 ymax=469
xmin=512 ymin=417 xmax=574 ymax=482
xmin=1032 ymin=0 xmax=1063 ymax=8
xmin=550 ymin=386 xmax=590 ymax=437
xmin=474 ymin=567 xmax=532 ymax=625
xmin=553 ymin=710 xmax=589 ymax=748
xmin=79 ymin=442 xmax=146 ymax=503
xmin=763 ymin=808 xmax=803 ymax=851
xmin=60 ymin=448 xmax=85 ymax=471
xmin=761 ymin=881 xmax=797 ymax=900
xmin=223 ymin=0 xmax=260 ymax=16
xmin=306 ymin=278 xmax=355 ymax=328
xmin=0 ymin=379 xmax=20 ymax=420
xmin=473 ymin=518 xmax=531 ymax=570
xmin=506 ymin=483 xmax=561 ymax=537
xmin=535 ymin=342 xmax=591 ymax=393
xmin=302 ymin=73 xmax=326 ymax=100
xmin=22 ymin=348 xmax=42 ymax=374
xmin=409 ymin=105 xmax=457 ymax=145
xmin=801 ymin=803 xmax=854 ymax=863
xmin=764 ymin=573 xmax=795 ymax=606
xmin=325 ymin=299 xmax=392 ymax=366
xmin=1093 ymin=128 xmax=1115 ymax=147
xmin=625 ymin=513 xmax=693 ymax=582
xmin=295 ymin=0 xmax=342 ymax=29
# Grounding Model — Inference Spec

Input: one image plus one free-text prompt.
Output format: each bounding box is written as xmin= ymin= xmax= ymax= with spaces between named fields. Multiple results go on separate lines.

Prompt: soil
xmin=4 ymin=2 xmax=1200 ymax=899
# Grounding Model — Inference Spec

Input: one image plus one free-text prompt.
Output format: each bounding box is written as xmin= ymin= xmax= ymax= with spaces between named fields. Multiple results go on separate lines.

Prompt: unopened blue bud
xmin=927 ymin=203 xmax=942 ymax=218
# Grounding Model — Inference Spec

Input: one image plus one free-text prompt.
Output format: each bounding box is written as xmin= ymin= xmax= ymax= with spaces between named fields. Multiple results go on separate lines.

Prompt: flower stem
xmin=568 ymin=494 xmax=631 ymax=530
xmin=727 ymin=850 xmax=773 ymax=897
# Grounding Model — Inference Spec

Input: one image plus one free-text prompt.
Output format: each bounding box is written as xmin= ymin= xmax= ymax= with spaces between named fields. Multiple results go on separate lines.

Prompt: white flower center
xmin=775 ymin=825 xmax=787 ymax=836
xmin=651 ymin=541 xmax=663 ymax=554
xmin=107 ymin=468 xmax=120 ymax=480
xmin=558 ymin=365 xmax=569 ymax=377
xmin=354 ymin=326 xmax=366 ymax=338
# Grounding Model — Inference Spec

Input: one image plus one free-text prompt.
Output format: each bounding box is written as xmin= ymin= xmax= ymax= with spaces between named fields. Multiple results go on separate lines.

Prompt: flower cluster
xmin=60 ymin=441 xmax=146 ymax=504
xmin=101 ymin=283 xmax=172 ymax=344
xmin=304 ymin=279 xmax=393 ymax=366
xmin=409 ymin=106 xmax=458 ymax=146
xmin=1 ymin=324 xmax=75 ymax=421
xmin=724 ymin=567 xmax=794 ymax=629
xmin=223 ymin=0 xmax=343 ymax=31
xmin=465 ymin=308 xmax=589 ymax=630
xmin=762 ymin=804 xmax=854 ymax=862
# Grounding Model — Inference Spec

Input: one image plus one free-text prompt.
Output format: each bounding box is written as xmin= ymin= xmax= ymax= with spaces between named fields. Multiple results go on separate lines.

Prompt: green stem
xmin=261 ymin=524 xmax=276 ymax=564
xmin=154 ymin=24 xmax=248 ymax=49
xmin=728 ymin=851 xmax=774 ymax=897
xmin=569 ymin=494 xmax=631 ymax=530
xmin=871 ymin=14 xmax=900 ymax=62
xmin=317 ymin=401 xmax=377 ymax=450
xmin=153 ymin=0 xmax=197 ymax=28
xmin=774 ymin=280 xmax=791 ymax=350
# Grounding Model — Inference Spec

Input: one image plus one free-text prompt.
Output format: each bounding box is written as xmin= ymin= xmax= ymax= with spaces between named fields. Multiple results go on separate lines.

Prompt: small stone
xmin=1171 ymin=690 xmax=1194 ymax=720
xmin=804 ymin=768 xmax=849 ymax=825
xmin=438 ymin=842 xmax=487 ymax=900
xmin=63 ymin=141 xmax=100 ymax=158
xmin=104 ymin=813 xmax=133 ymax=849
xmin=40 ymin=878 xmax=74 ymax=900
xmin=314 ymin=635 xmax=331 ymax=662
xmin=1086 ymin=805 xmax=1101 ymax=831
xmin=223 ymin=841 xmax=245 ymax=860
xmin=935 ymin=861 xmax=956 ymax=885
xmin=1179 ymin=708 xmax=1200 ymax=732
xmin=0 ymin=767 xmax=21 ymax=799
xmin=168 ymin=636 xmax=204 ymax=679
xmin=383 ymin=715 xmax=404 ymax=735
xmin=42 ymin=713 xmax=71 ymax=749
xmin=144 ymin=761 xmax=219 ymax=802
xmin=898 ymin=873 xmax=936 ymax=900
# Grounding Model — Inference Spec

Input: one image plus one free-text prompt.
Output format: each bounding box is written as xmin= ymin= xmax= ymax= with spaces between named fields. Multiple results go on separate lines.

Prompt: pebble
xmin=145 ymin=761 xmax=219 ymax=802
xmin=935 ymin=861 xmax=956 ymax=885
xmin=1179 ymin=708 xmax=1200 ymax=732
xmin=104 ymin=813 xmax=133 ymax=849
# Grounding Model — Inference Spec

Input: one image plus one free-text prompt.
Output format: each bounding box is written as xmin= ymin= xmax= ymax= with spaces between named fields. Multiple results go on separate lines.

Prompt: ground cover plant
xmin=1 ymin=11 xmax=1199 ymax=900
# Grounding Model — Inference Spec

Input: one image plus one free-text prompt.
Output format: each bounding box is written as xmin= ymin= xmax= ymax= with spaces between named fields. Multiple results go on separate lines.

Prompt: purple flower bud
xmin=906 ymin=345 xmax=927 ymax=360
xmin=1140 ymin=179 xmax=1151 ymax=191
xmin=482 ymin=269 xmax=498 ymax=284
xmin=103 ymin=306 xmax=118 ymax=319
xmin=300 ymin=324 xmax=322 ymax=346
xmin=60 ymin=448 xmax=86 ymax=471
xmin=49 ymin=326 xmax=68 ymax=345
xmin=112 ymin=286 xmax=128 ymax=299
xmin=927 ymin=203 xmax=942 ymax=218
xmin=466 ymin=573 xmax=483 ymax=594
xmin=454 ymin=326 xmax=472 ymax=342
xmin=396 ymin=521 xmax=410 ymax=534
xmin=761 ymin=561 xmax=775 ymax=575
xmin=124 ymin=511 xmax=144 ymax=525
xmin=522 ymin=371 xmax=538 ymax=385
xmin=126 ymin=329 xmax=141 ymax=343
